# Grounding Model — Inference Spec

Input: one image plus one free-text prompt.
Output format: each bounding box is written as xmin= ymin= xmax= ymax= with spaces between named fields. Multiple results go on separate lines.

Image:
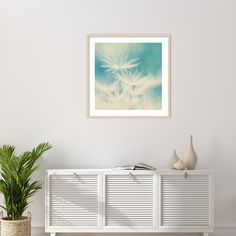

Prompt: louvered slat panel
xmin=50 ymin=174 xmax=99 ymax=227
xmin=105 ymin=174 xmax=155 ymax=227
xmin=161 ymin=174 xmax=209 ymax=227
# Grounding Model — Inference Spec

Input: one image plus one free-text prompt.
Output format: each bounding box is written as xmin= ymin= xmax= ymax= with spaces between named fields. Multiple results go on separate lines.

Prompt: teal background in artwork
xmin=95 ymin=42 xmax=163 ymax=110
xmin=95 ymin=43 xmax=162 ymax=81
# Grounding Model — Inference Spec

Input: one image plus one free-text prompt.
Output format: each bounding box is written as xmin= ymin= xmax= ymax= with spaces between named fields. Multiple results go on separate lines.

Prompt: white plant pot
xmin=0 ymin=212 xmax=31 ymax=236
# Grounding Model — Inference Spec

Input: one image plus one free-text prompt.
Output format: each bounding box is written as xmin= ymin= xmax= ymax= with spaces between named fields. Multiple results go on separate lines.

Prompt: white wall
xmin=0 ymin=0 xmax=236 ymax=235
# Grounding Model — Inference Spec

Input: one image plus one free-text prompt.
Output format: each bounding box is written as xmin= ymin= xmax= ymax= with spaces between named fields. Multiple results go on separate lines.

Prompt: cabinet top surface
xmin=46 ymin=169 xmax=214 ymax=173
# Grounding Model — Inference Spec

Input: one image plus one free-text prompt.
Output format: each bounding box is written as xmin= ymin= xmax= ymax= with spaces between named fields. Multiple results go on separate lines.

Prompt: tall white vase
xmin=184 ymin=135 xmax=198 ymax=170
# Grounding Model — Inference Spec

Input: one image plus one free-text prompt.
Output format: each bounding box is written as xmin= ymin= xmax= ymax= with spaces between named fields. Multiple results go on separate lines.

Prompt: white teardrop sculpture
xmin=168 ymin=149 xmax=180 ymax=169
xmin=173 ymin=159 xmax=186 ymax=170
xmin=184 ymin=135 xmax=198 ymax=170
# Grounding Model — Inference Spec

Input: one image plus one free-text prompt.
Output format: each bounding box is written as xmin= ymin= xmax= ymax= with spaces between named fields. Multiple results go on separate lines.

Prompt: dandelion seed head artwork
xmin=88 ymin=35 xmax=170 ymax=117
xmin=95 ymin=43 xmax=162 ymax=110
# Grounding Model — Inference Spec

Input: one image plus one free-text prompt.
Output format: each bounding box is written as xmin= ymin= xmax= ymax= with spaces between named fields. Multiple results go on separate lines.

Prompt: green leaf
xmin=0 ymin=143 xmax=52 ymax=219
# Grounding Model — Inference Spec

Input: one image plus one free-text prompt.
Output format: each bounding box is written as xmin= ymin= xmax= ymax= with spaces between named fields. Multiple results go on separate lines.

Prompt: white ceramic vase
xmin=173 ymin=159 xmax=186 ymax=170
xmin=184 ymin=135 xmax=198 ymax=170
xmin=168 ymin=149 xmax=179 ymax=169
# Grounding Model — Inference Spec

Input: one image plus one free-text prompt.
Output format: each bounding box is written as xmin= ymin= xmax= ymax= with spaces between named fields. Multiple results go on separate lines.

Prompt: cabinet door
xmin=47 ymin=171 xmax=101 ymax=228
xmin=104 ymin=171 xmax=157 ymax=228
xmin=160 ymin=172 xmax=213 ymax=230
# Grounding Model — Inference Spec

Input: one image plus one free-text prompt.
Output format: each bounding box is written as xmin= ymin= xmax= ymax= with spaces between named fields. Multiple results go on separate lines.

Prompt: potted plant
xmin=0 ymin=142 xmax=52 ymax=236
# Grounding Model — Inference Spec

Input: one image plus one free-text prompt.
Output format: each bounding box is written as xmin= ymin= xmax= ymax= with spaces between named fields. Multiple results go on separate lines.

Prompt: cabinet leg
xmin=51 ymin=233 xmax=56 ymax=236
xmin=203 ymin=233 xmax=209 ymax=236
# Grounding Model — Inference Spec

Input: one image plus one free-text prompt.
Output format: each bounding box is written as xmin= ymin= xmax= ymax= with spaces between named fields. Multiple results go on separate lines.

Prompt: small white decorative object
xmin=173 ymin=159 xmax=186 ymax=170
xmin=168 ymin=149 xmax=180 ymax=169
xmin=184 ymin=135 xmax=198 ymax=170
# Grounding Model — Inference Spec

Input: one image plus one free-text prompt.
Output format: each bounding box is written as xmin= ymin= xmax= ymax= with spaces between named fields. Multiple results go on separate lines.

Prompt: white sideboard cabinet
xmin=46 ymin=169 xmax=214 ymax=236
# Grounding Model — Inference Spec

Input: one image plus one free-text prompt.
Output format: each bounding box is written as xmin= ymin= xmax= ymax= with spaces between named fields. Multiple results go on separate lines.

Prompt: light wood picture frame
xmin=87 ymin=34 xmax=171 ymax=118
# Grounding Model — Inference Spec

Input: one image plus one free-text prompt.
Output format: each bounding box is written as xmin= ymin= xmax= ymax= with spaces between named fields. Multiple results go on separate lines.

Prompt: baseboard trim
xmin=32 ymin=226 xmax=45 ymax=235
xmin=214 ymin=226 xmax=236 ymax=236
xmin=32 ymin=226 xmax=236 ymax=236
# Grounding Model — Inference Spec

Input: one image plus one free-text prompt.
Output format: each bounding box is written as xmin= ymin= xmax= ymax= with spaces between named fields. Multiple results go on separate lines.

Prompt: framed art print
xmin=87 ymin=34 xmax=170 ymax=118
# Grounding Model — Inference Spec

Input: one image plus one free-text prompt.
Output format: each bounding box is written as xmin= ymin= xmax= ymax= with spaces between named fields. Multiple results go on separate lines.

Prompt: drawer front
xmin=104 ymin=173 xmax=156 ymax=227
xmin=160 ymin=173 xmax=211 ymax=228
xmin=49 ymin=173 xmax=101 ymax=227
